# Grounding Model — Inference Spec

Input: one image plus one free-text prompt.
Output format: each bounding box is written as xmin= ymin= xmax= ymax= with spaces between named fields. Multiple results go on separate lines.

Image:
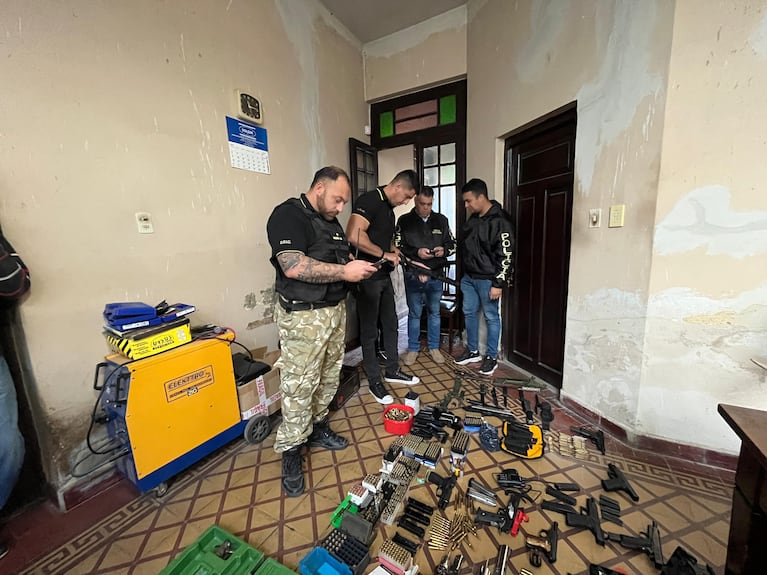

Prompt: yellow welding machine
xmin=102 ymin=333 xmax=243 ymax=492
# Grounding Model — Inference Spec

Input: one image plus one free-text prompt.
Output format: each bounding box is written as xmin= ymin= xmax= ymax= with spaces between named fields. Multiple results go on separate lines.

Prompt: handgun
xmin=570 ymin=426 xmax=606 ymax=454
xmin=601 ymin=463 xmax=639 ymax=502
xmin=525 ymin=521 xmax=559 ymax=565
xmin=606 ymin=520 xmax=664 ymax=568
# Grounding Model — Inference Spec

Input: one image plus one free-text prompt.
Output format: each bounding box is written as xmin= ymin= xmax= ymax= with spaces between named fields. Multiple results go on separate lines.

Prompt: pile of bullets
xmin=385 ymin=407 xmax=413 ymax=422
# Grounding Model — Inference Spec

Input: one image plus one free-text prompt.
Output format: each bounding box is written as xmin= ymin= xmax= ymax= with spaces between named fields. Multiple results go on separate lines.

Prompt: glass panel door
xmin=420 ymin=140 xmax=459 ymax=295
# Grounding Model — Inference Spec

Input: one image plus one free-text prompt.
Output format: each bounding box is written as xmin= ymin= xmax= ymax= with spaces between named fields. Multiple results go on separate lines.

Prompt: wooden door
xmin=348 ymin=138 xmax=378 ymax=208
xmin=504 ymin=105 xmax=576 ymax=387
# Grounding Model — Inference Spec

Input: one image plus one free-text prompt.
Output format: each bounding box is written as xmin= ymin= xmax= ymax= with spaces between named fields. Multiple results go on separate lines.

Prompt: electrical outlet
xmin=608 ymin=205 xmax=625 ymax=228
xmin=589 ymin=208 xmax=601 ymax=228
xmin=135 ymin=212 xmax=154 ymax=234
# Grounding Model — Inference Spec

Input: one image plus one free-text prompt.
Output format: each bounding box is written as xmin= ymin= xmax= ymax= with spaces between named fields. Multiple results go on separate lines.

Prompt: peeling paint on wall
xmin=363 ymin=6 xmax=466 ymax=58
xmin=515 ymin=0 xmax=570 ymax=83
xmin=563 ymin=288 xmax=647 ymax=427
xmin=276 ymin=0 xmax=324 ymax=169
xmin=575 ymin=1 xmax=663 ymax=194
xmin=244 ymin=285 xmax=277 ymax=329
xmin=654 ymin=185 xmax=767 ymax=258
xmin=639 ymin=284 xmax=767 ymax=451
xmin=749 ymin=9 xmax=767 ymax=57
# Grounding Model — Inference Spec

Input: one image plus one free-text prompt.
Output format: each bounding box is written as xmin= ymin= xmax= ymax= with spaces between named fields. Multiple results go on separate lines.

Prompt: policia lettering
xmin=497 ymin=232 xmax=512 ymax=286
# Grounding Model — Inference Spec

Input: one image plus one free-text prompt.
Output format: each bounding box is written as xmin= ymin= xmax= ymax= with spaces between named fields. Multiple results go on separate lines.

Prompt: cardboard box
xmin=237 ymin=347 xmax=282 ymax=420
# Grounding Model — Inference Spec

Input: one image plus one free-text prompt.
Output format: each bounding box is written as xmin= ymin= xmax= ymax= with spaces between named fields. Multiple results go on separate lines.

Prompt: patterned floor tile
xmin=13 ymin=350 xmax=734 ymax=575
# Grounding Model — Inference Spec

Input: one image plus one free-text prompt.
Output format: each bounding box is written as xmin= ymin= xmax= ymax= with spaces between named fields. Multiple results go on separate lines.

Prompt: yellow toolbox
xmin=103 ymin=318 xmax=192 ymax=360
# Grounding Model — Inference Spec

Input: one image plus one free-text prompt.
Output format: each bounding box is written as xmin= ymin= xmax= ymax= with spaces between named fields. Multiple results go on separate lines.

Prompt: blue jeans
xmin=461 ymin=275 xmax=500 ymax=358
xmin=0 ymin=356 xmax=24 ymax=510
xmin=405 ymin=275 xmax=443 ymax=351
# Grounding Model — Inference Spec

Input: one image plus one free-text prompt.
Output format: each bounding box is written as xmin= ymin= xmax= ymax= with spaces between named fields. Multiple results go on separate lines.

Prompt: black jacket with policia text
xmin=459 ymin=200 xmax=514 ymax=288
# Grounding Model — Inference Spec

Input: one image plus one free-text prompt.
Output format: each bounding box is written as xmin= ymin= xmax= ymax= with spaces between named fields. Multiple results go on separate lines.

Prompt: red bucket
xmin=383 ymin=404 xmax=415 ymax=435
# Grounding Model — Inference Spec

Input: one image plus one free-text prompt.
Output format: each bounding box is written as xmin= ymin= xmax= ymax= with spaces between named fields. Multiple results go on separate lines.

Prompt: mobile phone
xmin=372 ymin=257 xmax=387 ymax=268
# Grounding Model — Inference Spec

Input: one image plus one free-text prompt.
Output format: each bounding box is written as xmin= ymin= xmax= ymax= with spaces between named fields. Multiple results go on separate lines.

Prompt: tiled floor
xmin=3 ymin=349 xmax=734 ymax=575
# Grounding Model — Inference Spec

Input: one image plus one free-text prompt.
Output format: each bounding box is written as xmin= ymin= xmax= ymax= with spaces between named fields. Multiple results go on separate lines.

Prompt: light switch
xmin=589 ymin=208 xmax=601 ymax=228
xmin=608 ymin=204 xmax=625 ymax=228
xmin=135 ymin=212 xmax=154 ymax=234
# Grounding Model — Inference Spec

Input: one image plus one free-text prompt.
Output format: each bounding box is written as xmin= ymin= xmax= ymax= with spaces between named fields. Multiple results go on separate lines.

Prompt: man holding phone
xmin=347 ymin=170 xmax=420 ymax=404
xmin=395 ymin=185 xmax=456 ymax=365
xmin=267 ymin=166 xmax=377 ymax=497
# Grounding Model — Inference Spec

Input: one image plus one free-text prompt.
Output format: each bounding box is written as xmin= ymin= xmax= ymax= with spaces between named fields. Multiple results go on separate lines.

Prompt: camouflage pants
xmin=273 ymin=302 xmax=346 ymax=453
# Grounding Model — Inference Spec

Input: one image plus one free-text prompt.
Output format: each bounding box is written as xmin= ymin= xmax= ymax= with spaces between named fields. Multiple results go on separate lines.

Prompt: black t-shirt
xmin=267 ymin=194 xmax=349 ymax=303
xmin=353 ymin=187 xmax=395 ymax=279
xmin=267 ymin=196 xmax=315 ymax=257
xmin=353 ymin=187 xmax=395 ymax=259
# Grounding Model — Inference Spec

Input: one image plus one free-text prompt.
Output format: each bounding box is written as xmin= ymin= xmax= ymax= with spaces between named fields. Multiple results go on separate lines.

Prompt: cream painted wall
xmin=639 ymin=1 xmax=767 ymax=452
xmin=0 ymin=0 xmax=366 ymax=489
xmin=467 ymin=0 xmax=675 ymax=432
xmin=363 ymin=6 xmax=467 ymax=102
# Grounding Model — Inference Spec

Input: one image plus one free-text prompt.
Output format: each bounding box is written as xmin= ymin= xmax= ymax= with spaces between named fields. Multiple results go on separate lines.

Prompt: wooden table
xmin=718 ymin=403 xmax=767 ymax=575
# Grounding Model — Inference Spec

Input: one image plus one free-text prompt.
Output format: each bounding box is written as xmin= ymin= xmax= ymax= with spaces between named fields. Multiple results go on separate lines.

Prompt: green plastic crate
xmin=255 ymin=558 xmax=298 ymax=575
xmin=159 ymin=525 xmax=265 ymax=575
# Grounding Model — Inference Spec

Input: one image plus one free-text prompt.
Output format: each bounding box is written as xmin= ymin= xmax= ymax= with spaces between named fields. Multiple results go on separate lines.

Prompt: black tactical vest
xmin=272 ymin=197 xmax=349 ymax=304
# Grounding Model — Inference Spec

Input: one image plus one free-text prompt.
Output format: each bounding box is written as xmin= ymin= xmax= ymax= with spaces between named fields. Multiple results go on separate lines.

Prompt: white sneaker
xmin=384 ymin=369 xmax=420 ymax=386
xmin=369 ymin=382 xmax=394 ymax=404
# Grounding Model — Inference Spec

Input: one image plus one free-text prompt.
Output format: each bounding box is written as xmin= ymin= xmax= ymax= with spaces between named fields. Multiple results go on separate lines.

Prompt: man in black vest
xmin=267 ymin=166 xmax=376 ymax=497
xmin=395 ymin=186 xmax=456 ymax=365
xmin=346 ymin=170 xmax=420 ymax=405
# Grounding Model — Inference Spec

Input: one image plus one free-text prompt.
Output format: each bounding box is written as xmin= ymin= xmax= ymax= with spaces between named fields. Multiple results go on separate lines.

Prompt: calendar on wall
xmin=226 ymin=116 xmax=270 ymax=174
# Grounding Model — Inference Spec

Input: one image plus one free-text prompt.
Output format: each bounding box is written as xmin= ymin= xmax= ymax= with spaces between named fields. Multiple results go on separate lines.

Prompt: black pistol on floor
xmin=601 ymin=462 xmax=640 ymax=502
xmin=428 ymin=470 xmax=458 ymax=510
xmin=570 ymin=425 xmax=606 ymax=454
xmin=525 ymin=521 xmax=559 ymax=565
xmin=606 ymin=520 xmax=664 ymax=568
xmin=566 ymin=497 xmax=605 ymax=545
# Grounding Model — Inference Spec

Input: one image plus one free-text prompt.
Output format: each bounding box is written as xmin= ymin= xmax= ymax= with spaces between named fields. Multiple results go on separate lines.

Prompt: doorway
xmin=503 ymin=104 xmax=576 ymax=388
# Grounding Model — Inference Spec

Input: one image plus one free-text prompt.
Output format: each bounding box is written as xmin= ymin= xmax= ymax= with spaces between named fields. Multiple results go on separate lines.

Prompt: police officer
xmin=347 ymin=170 xmax=420 ymax=405
xmin=267 ymin=166 xmax=376 ymax=497
xmin=456 ymin=178 xmax=514 ymax=376
xmin=395 ymin=185 xmax=456 ymax=365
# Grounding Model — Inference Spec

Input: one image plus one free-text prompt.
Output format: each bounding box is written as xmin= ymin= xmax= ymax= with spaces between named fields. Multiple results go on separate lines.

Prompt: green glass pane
xmin=439 ymin=95 xmax=457 ymax=125
xmin=380 ymin=111 xmax=394 ymax=137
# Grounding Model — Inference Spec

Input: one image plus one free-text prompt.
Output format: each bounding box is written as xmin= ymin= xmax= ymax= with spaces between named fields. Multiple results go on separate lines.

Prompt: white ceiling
xmin=318 ymin=0 xmax=466 ymax=43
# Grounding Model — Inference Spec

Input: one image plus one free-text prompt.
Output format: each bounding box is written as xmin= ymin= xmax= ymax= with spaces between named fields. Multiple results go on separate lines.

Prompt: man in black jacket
xmin=395 ymin=186 xmax=456 ymax=365
xmin=455 ymin=178 xmax=514 ymax=375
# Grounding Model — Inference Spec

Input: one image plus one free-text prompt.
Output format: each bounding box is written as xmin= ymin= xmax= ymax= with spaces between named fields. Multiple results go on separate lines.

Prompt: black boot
xmin=281 ymin=446 xmax=305 ymax=497
xmin=308 ymin=417 xmax=349 ymax=450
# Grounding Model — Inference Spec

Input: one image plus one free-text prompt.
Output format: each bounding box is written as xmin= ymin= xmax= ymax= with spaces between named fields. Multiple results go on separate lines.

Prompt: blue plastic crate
xmin=298 ymin=547 xmax=352 ymax=575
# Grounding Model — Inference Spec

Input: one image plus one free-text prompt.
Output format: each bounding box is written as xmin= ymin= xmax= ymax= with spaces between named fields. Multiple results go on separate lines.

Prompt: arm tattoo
xmin=277 ymin=252 xmax=345 ymax=284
